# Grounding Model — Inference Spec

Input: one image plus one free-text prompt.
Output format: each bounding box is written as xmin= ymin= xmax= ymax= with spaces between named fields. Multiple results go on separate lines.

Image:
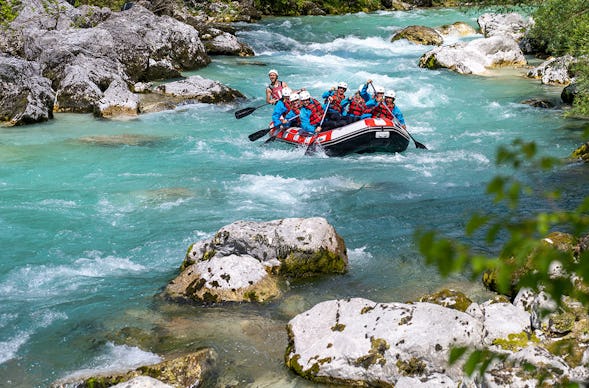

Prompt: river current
xmin=1 ymin=8 xmax=588 ymax=387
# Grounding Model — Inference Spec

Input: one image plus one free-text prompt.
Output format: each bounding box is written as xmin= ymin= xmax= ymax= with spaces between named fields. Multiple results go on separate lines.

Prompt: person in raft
xmin=371 ymin=89 xmax=406 ymax=129
xmin=270 ymin=87 xmax=293 ymax=128
xmin=321 ymin=81 xmax=348 ymax=122
xmin=266 ymin=69 xmax=289 ymax=105
xmin=298 ymin=90 xmax=325 ymax=135
xmin=342 ymin=81 xmax=371 ymax=123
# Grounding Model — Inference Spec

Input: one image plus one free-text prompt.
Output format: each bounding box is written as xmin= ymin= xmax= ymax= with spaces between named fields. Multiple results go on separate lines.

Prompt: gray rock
xmin=391 ymin=25 xmax=443 ymax=46
xmin=419 ymin=35 xmax=527 ymax=75
xmin=285 ymin=298 xmax=483 ymax=385
xmin=166 ymin=217 xmax=347 ymax=304
xmin=95 ymin=79 xmax=140 ymax=118
xmin=202 ymin=27 xmax=254 ymax=56
xmin=155 ymin=75 xmax=244 ymax=103
xmin=0 ymin=55 xmax=54 ymax=125
xmin=477 ymin=12 xmax=533 ymax=41
xmin=436 ymin=21 xmax=477 ymax=37
xmin=527 ymin=55 xmax=577 ymax=85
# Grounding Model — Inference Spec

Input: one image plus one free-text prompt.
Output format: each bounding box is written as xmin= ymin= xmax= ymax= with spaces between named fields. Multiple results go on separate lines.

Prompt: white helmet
xmin=337 ymin=81 xmax=348 ymax=89
xmin=384 ymin=90 xmax=396 ymax=98
xmin=268 ymin=69 xmax=278 ymax=76
xmin=281 ymin=87 xmax=292 ymax=97
xmin=375 ymin=86 xmax=385 ymax=94
xmin=299 ymin=90 xmax=311 ymax=100
xmin=290 ymin=93 xmax=300 ymax=102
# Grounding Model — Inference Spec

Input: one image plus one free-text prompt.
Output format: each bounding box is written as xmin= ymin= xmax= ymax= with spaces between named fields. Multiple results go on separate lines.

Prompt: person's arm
xmin=266 ymin=87 xmax=274 ymax=104
xmin=271 ymin=101 xmax=286 ymax=127
xmin=393 ymin=105 xmax=406 ymax=126
xmin=365 ymin=98 xmax=377 ymax=108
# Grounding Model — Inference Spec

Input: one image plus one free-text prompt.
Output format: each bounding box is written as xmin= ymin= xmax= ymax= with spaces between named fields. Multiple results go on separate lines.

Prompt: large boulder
xmin=477 ymin=12 xmax=533 ymax=41
xmin=0 ymin=55 xmax=54 ymax=125
xmin=419 ymin=35 xmax=527 ymax=75
xmin=286 ymin=296 xmax=585 ymax=386
xmin=95 ymin=79 xmax=140 ymax=118
xmin=391 ymin=25 xmax=443 ymax=46
xmin=165 ymin=217 xmax=347 ymax=304
xmin=527 ymin=55 xmax=577 ymax=85
xmin=285 ymin=298 xmax=483 ymax=386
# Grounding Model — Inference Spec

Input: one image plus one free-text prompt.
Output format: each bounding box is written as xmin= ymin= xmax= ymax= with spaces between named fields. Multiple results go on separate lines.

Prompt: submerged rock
xmin=77 ymin=134 xmax=162 ymax=147
xmin=165 ymin=217 xmax=348 ymax=304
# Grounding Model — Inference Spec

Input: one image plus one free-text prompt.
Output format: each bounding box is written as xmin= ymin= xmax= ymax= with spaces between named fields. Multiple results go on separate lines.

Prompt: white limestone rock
xmin=285 ymin=298 xmax=484 ymax=385
xmin=527 ymin=55 xmax=577 ymax=85
xmin=111 ymin=376 xmax=173 ymax=388
xmin=155 ymin=75 xmax=244 ymax=103
xmin=477 ymin=12 xmax=533 ymax=41
xmin=481 ymin=302 xmax=531 ymax=345
xmin=96 ymin=79 xmax=140 ymax=118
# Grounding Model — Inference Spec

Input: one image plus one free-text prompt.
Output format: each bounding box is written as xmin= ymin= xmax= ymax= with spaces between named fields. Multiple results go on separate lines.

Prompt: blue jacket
xmin=391 ymin=104 xmax=405 ymax=126
xmin=271 ymin=100 xmax=288 ymax=127
xmin=299 ymin=106 xmax=316 ymax=134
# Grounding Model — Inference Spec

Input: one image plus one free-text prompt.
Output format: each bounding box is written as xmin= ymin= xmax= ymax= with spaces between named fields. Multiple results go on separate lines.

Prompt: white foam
xmin=0 ymin=331 xmax=30 ymax=364
xmin=0 ymin=254 xmax=145 ymax=298
xmin=63 ymin=342 xmax=162 ymax=380
xmin=232 ymin=174 xmax=363 ymax=204
xmin=348 ymin=246 xmax=374 ymax=263
xmin=39 ymin=199 xmax=79 ymax=208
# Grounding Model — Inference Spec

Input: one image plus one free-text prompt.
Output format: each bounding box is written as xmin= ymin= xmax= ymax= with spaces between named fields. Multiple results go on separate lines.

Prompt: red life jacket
xmin=371 ymin=103 xmax=393 ymax=120
xmin=347 ymin=96 xmax=366 ymax=116
xmin=268 ymin=80 xmax=284 ymax=100
xmin=329 ymin=92 xmax=346 ymax=113
xmin=307 ymin=98 xmax=324 ymax=126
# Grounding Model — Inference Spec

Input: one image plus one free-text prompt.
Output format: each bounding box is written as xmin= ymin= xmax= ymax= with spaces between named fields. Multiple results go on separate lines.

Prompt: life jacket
xmin=268 ymin=80 xmax=284 ymax=100
xmin=371 ymin=102 xmax=393 ymax=120
xmin=307 ymin=98 xmax=325 ymax=126
xmin=347 ymin=96 xmax=366 ymax=117
xmin=329 ymin=93 xmax=346 ymax=113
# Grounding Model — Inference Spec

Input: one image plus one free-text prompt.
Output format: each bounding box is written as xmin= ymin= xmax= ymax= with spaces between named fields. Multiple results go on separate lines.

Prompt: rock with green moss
xmin=52 ymin=348 xmax=216 ymax=388
xmin=436 ymin=21 xmax=477 ymax=37
xmin=167 ymin=217 xmax=347 ymax=304
xmin=391 ymin=25 xmax=443 ymax=46
xmin=418 ymin=288 xmax=472 ymax=312
xmin=285 ymin=298 xmax=483 ymax=386
xmin=571 ymin=142 xmax=589 ymax=162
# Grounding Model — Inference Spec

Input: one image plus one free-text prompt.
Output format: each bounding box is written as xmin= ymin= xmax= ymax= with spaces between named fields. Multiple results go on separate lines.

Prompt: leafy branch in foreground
xmin=416 ymin=139 xmax=589 ymax=376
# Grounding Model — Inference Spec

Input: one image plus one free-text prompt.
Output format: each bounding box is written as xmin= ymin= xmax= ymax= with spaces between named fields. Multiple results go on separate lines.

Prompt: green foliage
xmin=74 ymin=0 xmax=127 ymax=10
xmin=416 ymin=139 xmax=589 ymax=376
xmin=0 ymin=0 xmax=21 ymax=26
xmin=254 ymin=0 xmax=382 ymax=16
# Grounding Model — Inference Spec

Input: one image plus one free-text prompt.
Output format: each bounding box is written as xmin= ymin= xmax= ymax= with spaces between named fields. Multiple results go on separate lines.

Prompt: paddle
xmin=248 ymin=115 xmax=300 ymax=142
xmin=369 ymin=84 xmax=427 ymax=150
xmin=235 ymin=102 xmax=270 ymax=119
xmin=264 ymin=115 xmax=300 ymax=143
xmin=304 ymin=100 xmax=330 ymax=156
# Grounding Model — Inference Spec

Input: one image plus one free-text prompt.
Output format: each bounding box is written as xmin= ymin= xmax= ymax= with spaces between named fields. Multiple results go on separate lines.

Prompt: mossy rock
xmin=544 ymin=338 xmax=586 ymax=367
xmin=419 ymin=288 xmax=472 ymax=312
xmin=571 ymin=142 xmax=589 ymax=162
xmin=492 ymin=331 xmax=540 ymax=352
xmin=392 ymin=25 xmax=443 ymax=46
xmin=547 ymin=311 xmax=576 ymax=335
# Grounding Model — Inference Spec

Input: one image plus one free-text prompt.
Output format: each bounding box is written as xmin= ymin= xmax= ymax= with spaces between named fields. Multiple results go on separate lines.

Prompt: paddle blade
xmin=235 ymin=107 xmax=256 ymax=119
xmin=414 ymin=140 xmax=427 ymax=150
xmin=248 ymin=128 xmax=271 ymax=141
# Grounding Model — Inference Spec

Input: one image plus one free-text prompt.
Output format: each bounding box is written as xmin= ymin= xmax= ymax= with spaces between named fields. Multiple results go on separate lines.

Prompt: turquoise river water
xmin=1 ymin=7 xmax=588 ymax=387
